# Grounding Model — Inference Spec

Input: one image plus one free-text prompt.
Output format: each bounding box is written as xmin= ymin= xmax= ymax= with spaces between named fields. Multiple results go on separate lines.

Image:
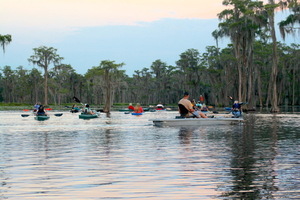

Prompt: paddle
xmin=73 ymin=96 xmax=84 ymax=105
xmin=21 ymin=109 xmax=31 ymax=117
xmin=21 ymin=113 xmax=63 ymax=117
xmin=73 ymin=96 xmax=99 ymax=115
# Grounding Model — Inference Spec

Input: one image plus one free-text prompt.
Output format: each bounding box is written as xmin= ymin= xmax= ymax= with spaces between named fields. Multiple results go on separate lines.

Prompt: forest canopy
xmin=0 ymin=41 xmax=299 ymax=108
xmin=1 ymin=0 xmax=299 ymax=110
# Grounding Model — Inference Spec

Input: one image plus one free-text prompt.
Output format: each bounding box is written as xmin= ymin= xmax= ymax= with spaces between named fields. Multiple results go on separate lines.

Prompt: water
xmin=0 ymin=111 xmax=299 ymax=199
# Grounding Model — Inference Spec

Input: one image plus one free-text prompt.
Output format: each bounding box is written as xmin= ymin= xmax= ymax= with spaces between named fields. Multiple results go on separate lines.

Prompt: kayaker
xmin=196 ymin=101 xmax=202 ymax=109
xmin=191 ymin=99 xmax=197 ymax=109
xmin=71 ymin=104 xmax=80 ymax=113
xmin=178 ymin=92 xmax=207 ymax=118
xmin=84 ymin=104 xmax=95 ymax=115
xmin=36 ymin=105 xmax=47 ymax=116
xmin=33 ymin=102 xmax=40 ymax=112
xmin=232 ymin=100 xmax=243 ymax=118
xmin=134 ymin=103 xmax=144 ymax=113
xmin=156 ymin=103 xmax=164 ymax=110
xmin=228 ymin=96 xmax=243 ymax=118
xmin=199 ymin=95 xmax=205 ymax=104
xmin=128 ymin=103 xmax=134 ymax=111
xmin=201 ymin=103 xmax=209 ymax=112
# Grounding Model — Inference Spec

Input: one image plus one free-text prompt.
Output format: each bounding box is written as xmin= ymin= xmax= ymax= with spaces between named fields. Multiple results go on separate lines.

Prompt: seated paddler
xmin=83 ymin=104 xmax=95 ymax=115
xmin=36 ymin=105 xmax=47 ymax=116
xmin=134 ymin=103 xmax=144 ymax=113
xmin=232 ymin=100 xmax=243 ymax=118
xmin=178 ymin=92 xmax=207 ymax=118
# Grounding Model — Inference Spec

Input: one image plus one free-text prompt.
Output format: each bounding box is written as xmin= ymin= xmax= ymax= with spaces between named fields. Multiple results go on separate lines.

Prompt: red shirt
xmin=199 ymin=96 xmax=204 ymax=102
xmin=135 ymin=107 xmax=144 ymax=113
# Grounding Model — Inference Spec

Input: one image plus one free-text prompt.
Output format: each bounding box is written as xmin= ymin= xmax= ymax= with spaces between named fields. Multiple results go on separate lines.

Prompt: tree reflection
xmin=220 ymin=115 xmax=279 ymax=199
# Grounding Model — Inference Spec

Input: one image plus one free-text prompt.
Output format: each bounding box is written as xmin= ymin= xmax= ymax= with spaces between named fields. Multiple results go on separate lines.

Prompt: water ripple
xmin=0 ymin=111 xmax=299 ymax=199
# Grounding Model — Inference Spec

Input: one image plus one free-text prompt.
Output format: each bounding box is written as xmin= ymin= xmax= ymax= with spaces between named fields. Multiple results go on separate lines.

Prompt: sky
xmin=0 ymin=0 xmax=298 ymax=76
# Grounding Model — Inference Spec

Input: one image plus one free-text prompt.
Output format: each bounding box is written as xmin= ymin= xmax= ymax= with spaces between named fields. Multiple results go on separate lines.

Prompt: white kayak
xmin=150 ymin=117 xmax=244 ymax=127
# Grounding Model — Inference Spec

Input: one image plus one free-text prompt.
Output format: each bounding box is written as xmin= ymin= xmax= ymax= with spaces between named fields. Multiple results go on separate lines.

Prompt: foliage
xmin=0 ymin=0 xmax=299 ymax=108
xmin=278 ymin=0 xmax=300 ymax=40
xmin=0 ymin=42 xmax=299 ymax=107
xmin=0 ymin=34 xmax=12 ymax=53
xmin=28 ymin=46 xmax=64 ymax=105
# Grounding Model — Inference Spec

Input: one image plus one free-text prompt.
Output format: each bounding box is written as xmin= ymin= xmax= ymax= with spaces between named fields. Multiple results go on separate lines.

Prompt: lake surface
xmin=0 ymin=110 xmax=299 ymax=199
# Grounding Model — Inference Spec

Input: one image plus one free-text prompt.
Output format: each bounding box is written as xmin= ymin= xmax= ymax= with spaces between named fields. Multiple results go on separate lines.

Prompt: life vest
xmin=232 ymin=103 xmax=241 ymax=111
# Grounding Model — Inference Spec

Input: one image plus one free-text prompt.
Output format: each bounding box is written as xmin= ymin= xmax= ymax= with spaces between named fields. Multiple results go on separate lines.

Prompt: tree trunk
xmin=103 ymin=72 xmax=112 ymax=113
xmin=292 ymin=66 xmax=295 ymax=105
xmin=269 ymin=1 xmax=280 ymax=112
xmin=44 ymin=67 xmax=48 ymax=106
xmin=257 ymin=68 xmax=263 ymax=107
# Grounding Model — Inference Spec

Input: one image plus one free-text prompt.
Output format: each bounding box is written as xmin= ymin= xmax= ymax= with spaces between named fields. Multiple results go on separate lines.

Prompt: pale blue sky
xmin=0 ymin=0 xmax=297 ymax=76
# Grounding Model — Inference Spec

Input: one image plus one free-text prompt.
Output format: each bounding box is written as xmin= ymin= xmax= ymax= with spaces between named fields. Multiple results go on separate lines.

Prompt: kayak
xmin=79 ymin=113 xmax=99 ymax=119
xmin=150 ymin=117 xmax=244 ymax=127
xmin=34 ymin=115 xmax=50 ymax=121
xmin=131 ymin=112 xmax=143 ymax=115
xmin=155 ymin=108 xmax=166 ymax=111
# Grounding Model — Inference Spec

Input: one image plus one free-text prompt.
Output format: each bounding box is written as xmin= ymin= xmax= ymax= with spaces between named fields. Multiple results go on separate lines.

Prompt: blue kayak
xmin=131 ymin=112 xmax=143 ymax=115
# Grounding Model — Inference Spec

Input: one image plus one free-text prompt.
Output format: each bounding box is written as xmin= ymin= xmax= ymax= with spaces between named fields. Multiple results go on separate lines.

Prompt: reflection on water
xmin=0 ymin=111 xmax=299 ymax=199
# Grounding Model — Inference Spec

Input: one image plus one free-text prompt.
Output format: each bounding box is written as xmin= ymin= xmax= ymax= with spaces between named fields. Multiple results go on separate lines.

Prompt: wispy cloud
xmin=1 ymin=0 xmax=224 ymax=30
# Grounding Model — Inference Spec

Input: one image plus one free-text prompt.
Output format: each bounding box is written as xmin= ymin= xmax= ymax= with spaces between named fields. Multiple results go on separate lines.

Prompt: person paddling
xmin=128 ymin=103 xmax=134 ymax=111
xmin=134 ymin=103 xmax=144 ymax=113
xmin=84 ymin=104 xmax=95 ymax=115
xmin=36 ymin=105 xmax=47 ymax=116
xmin=156 ymin=103 xmax=164 ymax=110
xmin=71 ymin=104 xmax=80 ymax=113
xmin=33 ymin=102 xmax=41 ymax=112
xmin=178 ymin=92 xmax=207 ymax=118
xmin=228 ymin=96 xmax=243 ymax=118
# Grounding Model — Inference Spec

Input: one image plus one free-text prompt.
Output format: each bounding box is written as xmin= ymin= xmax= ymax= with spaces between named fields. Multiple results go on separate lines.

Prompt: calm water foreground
xmin=0 ymin=110 xmax=299 ymax=200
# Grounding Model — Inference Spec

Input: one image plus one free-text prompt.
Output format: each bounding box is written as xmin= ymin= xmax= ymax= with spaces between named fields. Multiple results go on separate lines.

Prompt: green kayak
xmin=79 ymin=113 xmax=99 ymax=119
xmin=34 ymin=115 xmax=50 ymax=121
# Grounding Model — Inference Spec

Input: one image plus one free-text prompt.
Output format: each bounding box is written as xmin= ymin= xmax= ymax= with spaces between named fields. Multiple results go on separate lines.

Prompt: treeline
xmin=0 ymin=41 xmax=299 ymax=108
xmin=1 ymin=0 xmax=299 ymax=111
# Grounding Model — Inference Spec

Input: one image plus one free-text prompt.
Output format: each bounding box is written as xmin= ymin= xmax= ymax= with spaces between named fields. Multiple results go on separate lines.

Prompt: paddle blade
xmin=23 ymin=109 xmax=30 ymax=111
xmin=45 ymin=108 xmax=52 ymax=111
xmin=73 ymin=96 xmax=81 ymax=103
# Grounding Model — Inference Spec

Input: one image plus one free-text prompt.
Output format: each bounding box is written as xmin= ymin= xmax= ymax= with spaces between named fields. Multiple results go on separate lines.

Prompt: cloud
xmin=46 ymin=18 xmax=225 ymax=75
xmin=1 ymin=0 xmax=225 ymax=47
xmin=1 ymin=0 xmax=223 ymax=30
